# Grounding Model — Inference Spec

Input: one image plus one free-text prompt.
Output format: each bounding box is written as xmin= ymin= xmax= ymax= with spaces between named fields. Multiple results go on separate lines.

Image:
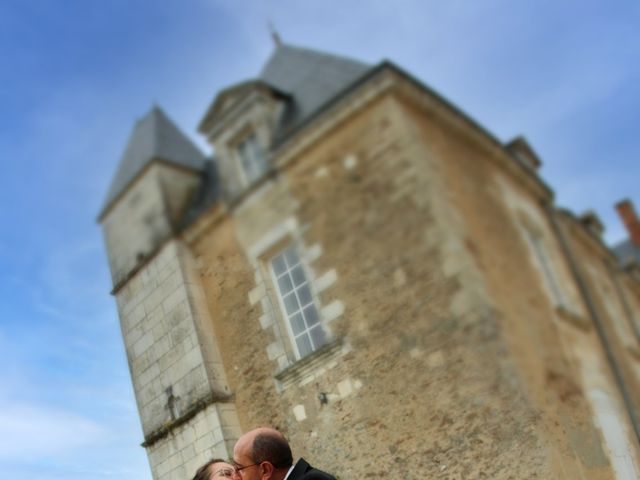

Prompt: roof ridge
xmin=259 ymin=42 xmax=370 ymax=77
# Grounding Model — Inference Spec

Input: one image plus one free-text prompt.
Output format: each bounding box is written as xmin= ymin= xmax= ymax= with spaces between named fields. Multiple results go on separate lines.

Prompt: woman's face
xmin=210 ymin=462 xmax=235 ymax=479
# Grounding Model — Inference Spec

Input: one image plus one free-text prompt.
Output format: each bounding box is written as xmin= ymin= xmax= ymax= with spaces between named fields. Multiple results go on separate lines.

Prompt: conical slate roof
xmin=258 ymin=44 xmax=371 ymax=140
xmin=100 ymin=106 xmax=206 ymax=218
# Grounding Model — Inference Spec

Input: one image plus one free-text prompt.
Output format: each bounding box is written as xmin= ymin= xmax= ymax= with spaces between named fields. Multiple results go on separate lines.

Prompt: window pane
xmin=249 ymin=138 xmax=262 ymax=161
xmin=238 ymin=134 xmax=266 ymax=183
xmin=297 ymin=284 xmax=313 ymax=307
xmin=284 ymin=248 xmax=299 ymax=268
xmin=271 ymin=255 xmax=286 ymax=276
xmin=303 ymin=305 xmax=319 ymax=326
xmin=309 ymin=325 xmax=326 ymax=349
xmin=290 ymin=313 xmax=305 ymax=335
xmin=291 ymin=265 xmax=306 ymax=286
xmin=296 ymin=334 xmax=313 ymax=358
xmin=271 ymin=245 xmax=325 ymax=359
xmin=283 ymin=292 xmax=299 ymax=315
xmin=277 ymin=274 xmax=293 ymax=294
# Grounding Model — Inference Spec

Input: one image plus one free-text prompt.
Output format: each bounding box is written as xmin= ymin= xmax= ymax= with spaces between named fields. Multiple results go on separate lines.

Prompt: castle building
xmin=98 ymin=43 xmax=640 ymax=479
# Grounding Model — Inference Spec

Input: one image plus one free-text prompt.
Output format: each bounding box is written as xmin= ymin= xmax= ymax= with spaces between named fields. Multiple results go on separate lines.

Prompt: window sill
xmin=274 ymin=338 xmax=344 ymax=389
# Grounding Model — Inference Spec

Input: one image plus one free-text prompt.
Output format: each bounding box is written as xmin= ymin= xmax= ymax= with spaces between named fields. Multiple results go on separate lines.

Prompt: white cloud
xmin=0 ymin=403 xmax=106 ymax=461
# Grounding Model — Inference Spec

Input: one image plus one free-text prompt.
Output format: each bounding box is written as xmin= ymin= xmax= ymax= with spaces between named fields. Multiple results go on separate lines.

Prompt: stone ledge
xmin=627 ymin=344 xmax=640 ymax=361
xmin=111 ymin=238 xmax=172 ymax=295
xmin=274 ymin=338 xmax=343 ymax=389
xmin=141 ymin=392 xmax=232 ymax=448
xmin=556 ymin=306 xmax=591 ymax=331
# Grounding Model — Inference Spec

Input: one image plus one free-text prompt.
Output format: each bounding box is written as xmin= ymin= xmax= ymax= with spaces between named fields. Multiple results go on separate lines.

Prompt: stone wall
xmin=146 ymin=402 xmax=240 ymax=480
xmin=399 ymin=91 xmax=640 ymax=477
xmin=113 ymin=237 xmax=242 ymax=480
xmin=188 ymin=92 xmax=600 ymax=478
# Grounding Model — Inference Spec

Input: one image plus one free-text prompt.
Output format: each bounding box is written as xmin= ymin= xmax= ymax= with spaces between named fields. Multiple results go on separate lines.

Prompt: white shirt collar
xmin=283 ymin=462 xmax=296 ymax=480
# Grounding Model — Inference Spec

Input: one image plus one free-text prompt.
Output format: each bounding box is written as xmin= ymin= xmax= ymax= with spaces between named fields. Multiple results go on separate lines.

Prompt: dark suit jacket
xmin=287 ymin=458 xmax=336 ymax=480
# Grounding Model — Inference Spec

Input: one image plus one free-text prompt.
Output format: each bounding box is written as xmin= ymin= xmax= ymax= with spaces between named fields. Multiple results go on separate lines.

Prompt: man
xmin=232 ymin=427 xmax=336 ymax=480
xmin=192 ymin=458 xmax=236 ymax=480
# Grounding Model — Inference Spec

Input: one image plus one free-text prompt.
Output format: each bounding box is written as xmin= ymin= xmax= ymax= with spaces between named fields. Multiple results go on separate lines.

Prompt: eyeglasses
xmin=212 ymin=467 xmax=235 ymax=478
xmin=232 ymin=462 xmax=261 ymax=475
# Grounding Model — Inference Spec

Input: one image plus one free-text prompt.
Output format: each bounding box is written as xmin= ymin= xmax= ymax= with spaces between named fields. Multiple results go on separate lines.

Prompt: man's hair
xmin=251 ymin=432 xmax=293 ymax=469
xmin=192 ymin=458 xmax=228 ymax=480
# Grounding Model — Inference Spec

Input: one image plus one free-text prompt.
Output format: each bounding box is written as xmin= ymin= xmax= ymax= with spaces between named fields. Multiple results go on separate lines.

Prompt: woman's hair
xmin=192 ymin=458 xmax=228 ymax=480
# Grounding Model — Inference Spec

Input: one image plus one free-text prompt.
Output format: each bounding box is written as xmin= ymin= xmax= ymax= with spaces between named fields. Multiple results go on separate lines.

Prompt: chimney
xmin=615 ymin=199 xmax=640 ymax=246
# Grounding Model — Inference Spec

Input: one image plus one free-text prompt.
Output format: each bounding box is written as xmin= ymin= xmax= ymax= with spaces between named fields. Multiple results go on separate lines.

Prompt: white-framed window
xmin=270 ymin=246 xmax=326 ymax=359
xmin=524 ymin=229 xmax=568 ymax=308
xmin=236 ymin=132 xmax=266 ymax=184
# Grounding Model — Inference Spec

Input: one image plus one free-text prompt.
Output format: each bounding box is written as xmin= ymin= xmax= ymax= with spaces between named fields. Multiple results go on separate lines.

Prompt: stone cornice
xmin=141 ymin=392 xmax=233 ymax=448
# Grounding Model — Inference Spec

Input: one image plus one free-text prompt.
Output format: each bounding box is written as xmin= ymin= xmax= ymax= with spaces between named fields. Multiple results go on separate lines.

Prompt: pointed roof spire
xmin=268 ymin=21 xmax=282 ymax=47
xmin=99 ymin=105 xmax=206 ymax=219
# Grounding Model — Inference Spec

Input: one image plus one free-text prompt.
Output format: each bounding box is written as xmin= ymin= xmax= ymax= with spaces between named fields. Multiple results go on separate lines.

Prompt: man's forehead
xmin=233 ymin=440 xmax=250 ymax=461
xmin=235 ymin=431 xmax=255 ymax=453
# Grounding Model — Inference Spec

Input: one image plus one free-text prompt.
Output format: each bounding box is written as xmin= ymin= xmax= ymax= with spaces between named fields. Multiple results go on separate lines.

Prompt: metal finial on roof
xmin=268 ymin=21 xmax=282 ymax=47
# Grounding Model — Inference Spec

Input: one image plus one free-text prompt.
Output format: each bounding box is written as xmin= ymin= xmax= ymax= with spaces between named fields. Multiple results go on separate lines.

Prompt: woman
xmin=192 ymin=458 xmax=235 ymax=480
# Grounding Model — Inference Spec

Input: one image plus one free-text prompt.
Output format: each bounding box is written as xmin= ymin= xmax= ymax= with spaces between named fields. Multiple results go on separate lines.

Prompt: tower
xmin=98 ymin=106 xmax=242 ymax=479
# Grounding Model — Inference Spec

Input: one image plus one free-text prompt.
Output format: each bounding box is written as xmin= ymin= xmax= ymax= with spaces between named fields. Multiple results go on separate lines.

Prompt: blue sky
xmin=0 ymin=1 xmax=638 ymax=479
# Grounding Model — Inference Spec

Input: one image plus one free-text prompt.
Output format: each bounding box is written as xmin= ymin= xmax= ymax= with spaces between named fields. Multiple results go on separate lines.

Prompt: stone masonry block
xmin=248 ymin=284 xmax=266 ymax=305
xmin=277 ymin=355 xmax=289 ymax=370
xmin=211 ymin=426 xmax=225 ymax=445
xmin=218 ymin=404 xmax=241 ymax=428
xmin=153 ymin=334 xmax=171 ymax=359
xmin=183 ymin=346 xmax=204 ymax=373
xmin=315 ymin=269 xmax=338 ymax=293
xmin=126 ymin=324 xmax=143 ymax=347
xmin=259 ymin=313 xmax=274 ymax=330
xmin=168 ymin=464 xmax=186 ymax=480
xmin=179 ymin=365 xmax=209 ymax=396
xmin=131 ymin=349 xmax=151 ymax=374
xmin=143 ymin=288 xmax=165 ymax=316
xmin=160 ymin=271 xmax=182 ymax=299
xmin=206 ymin=408 xmax=223 ymax=432
xmin=133 ymin=332 xmax=153 ymax=357
xmin=195 ymin=432 xmax=215 ymax=454
xmin=180 ymin=443 xmax=196 ymax=464
xmin=162 ymin=286 xmax=187 ymax=315
xmin=303 ymin=243 xmax=322 ymax=263
xmin=293 ymin=404 xmax=307 ymax=421
xmin=337 ymin=378 xmax=353 ymax=398
xmin=155 ymin=458 xmax=171 ymax=478
xmin=131 ymin=302 xmax=146 ymax=326
xmin=156 ymin=261 xmax=176 ymax=284
xmin=138 ymin=363 xmax=160 ymax=388
xmin=321 ymin=300 xmax=344 ymax=323
xmin=260 ymin=295 xmax=274 ymax=313
xmin=266 ymin=341 xmax=284 ymax=361
xmin=193 ymin=416 xmax=209 ymax=440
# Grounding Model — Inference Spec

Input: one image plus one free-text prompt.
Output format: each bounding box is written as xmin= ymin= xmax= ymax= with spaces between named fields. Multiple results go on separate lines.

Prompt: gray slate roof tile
xmin=259 ymin=44 xmax=371 ymax=141
xmin=99 ymin=106 xmax=206 ymax=218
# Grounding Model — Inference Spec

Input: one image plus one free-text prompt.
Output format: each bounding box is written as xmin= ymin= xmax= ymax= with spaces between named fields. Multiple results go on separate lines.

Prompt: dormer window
xmin=237 ymin=132 xmax=267 ymax=185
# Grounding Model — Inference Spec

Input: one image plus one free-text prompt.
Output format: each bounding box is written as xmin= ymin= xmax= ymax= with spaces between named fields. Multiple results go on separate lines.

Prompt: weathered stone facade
xmin=99 ymin=44 xmax=640 ymax=479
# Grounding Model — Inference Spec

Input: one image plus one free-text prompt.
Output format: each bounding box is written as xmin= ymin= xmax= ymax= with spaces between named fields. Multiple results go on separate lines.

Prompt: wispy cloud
xmin=0 ymin=403 xmax=105 ymax=461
